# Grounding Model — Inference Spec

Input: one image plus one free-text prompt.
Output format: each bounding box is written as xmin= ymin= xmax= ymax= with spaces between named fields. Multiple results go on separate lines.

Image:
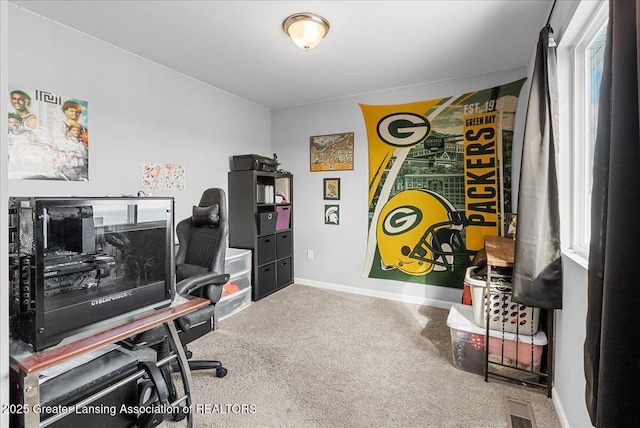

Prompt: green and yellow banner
xmin=361 ymin=79 xmax=526 ymax=288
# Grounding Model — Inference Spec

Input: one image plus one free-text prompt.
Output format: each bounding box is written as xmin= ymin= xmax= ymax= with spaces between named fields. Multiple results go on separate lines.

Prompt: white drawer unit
xmin=224 ymin=248 xmax=252 ymax=277
xmin=215 ymin=248 xmax=252 ymax=321
xmin=220 ymin=269 xmax=251 ymax=299
xmin=215 ymin=286 xmax=251 ymax=321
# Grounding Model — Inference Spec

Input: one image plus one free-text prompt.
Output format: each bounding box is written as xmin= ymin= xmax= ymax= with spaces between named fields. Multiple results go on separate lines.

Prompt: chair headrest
xmin=192 ymin=204 xmax=219 ymax=227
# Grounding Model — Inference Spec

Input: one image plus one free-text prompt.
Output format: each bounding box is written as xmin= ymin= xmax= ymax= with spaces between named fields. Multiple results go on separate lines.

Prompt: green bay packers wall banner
xmin=361 ymin=79 xmax=526 ymax=288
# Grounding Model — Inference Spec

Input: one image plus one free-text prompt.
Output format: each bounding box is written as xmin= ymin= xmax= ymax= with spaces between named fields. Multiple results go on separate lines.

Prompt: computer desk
xmin=10 ymin=296 xmax=209 ymax=428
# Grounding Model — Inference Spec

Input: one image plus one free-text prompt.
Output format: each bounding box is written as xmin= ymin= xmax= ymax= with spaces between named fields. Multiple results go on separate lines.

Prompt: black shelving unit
xmin=228 ymin=170 xmax=293 ymax=301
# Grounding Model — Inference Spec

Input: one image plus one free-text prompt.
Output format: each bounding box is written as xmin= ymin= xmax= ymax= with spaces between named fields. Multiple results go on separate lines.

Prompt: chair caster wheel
xmin=216 ymin=367 xmax=227 ymax=378
xmin=168 ymin=409 xmax=188 ymax=422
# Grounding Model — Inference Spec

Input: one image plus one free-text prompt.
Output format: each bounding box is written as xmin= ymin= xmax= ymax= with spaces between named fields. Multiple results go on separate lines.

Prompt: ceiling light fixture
xmin=283 ymin=13 xmax=330 ymax=51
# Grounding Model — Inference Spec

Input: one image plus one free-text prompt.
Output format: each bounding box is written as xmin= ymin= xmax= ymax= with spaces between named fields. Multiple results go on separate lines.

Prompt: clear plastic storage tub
xmin=447 ymin=304 xmax=547 ymax=380
xmin=215 ymin=287 xmax=251 ymax=321
xmin=220 ymin=269 xmax=251 ymax=299
xmin=216 ymin=248 xmax=252 ymax=320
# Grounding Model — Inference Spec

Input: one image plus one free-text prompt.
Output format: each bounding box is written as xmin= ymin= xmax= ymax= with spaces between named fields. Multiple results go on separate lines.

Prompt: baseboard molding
xmin=294 ymin=277 xmax=454 ymax=310
xmin=551 ymin=386 xmax=572 ymax=428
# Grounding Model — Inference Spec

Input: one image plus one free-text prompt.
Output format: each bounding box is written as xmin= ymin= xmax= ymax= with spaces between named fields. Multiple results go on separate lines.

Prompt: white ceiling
xmin=10 ymin=1 xmax=554 ymax=110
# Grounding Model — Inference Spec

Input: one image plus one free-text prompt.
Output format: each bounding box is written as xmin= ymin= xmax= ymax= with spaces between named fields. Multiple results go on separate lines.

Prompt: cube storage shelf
xmin=228 ymin=171 xmax=294 ymax=301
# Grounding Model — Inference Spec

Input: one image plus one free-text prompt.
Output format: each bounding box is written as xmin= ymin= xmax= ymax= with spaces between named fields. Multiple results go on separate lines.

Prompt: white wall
xmin=554 ymin=257 xmax=590 ymax=428
xmin=2 ymin=4 xmax=271 ymax=418
xmin=272 ymin=68 xmax=528 ymax=307
xmin=1 ymin=1 xmax=10 ymax=425
xmin=7 ymin=5 xmax=272 ymax=223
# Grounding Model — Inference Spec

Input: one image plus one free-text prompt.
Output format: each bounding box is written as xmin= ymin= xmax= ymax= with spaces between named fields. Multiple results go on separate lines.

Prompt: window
xmin=565 ymin=1 xmax=608 ymax=259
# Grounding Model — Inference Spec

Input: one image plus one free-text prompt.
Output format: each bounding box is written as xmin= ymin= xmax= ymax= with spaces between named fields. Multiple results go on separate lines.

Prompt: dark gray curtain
xmin=584 ymin=1 xmax=640 ymax=426
xmin=512 ymin=25 xmax=563 ymax=310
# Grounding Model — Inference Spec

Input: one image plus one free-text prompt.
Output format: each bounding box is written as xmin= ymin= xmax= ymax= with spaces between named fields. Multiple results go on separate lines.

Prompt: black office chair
xmin=122 ymin=189 xmax=230 ymax=426
xmin=171 ymin=187 xmax=230 ymax=377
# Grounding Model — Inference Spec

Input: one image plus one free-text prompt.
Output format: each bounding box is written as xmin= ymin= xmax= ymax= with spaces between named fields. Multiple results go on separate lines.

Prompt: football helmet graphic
xmin=376 ymin=189 xmax=471 ymax=276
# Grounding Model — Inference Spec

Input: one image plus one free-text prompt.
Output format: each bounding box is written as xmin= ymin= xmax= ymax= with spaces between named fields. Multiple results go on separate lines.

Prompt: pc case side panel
xmin=9 ymin=199 xmax=40 ymax=348
xmin=9 ymin=197 xmax=175 ymax=351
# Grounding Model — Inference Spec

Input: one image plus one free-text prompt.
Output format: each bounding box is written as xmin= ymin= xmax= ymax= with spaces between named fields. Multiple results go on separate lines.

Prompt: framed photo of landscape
xmin=310 ymin=132 xmax=354 ymax=171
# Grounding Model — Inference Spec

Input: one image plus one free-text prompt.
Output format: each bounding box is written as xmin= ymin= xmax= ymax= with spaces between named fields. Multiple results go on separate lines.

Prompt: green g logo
xmin=382 ymin=206 xmax=423 ymax=236
xmin=377 ymin=113 xmax=431 ymax=147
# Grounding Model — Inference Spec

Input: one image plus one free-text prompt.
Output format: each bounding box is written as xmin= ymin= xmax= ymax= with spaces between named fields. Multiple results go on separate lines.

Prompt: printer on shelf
xmin=232 ymin=154 xmax=279 ymax=172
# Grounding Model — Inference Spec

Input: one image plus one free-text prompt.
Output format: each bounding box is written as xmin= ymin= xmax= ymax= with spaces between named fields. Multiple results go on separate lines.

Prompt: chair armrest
xmin=176 ymin=272 xmax=230 ymax=301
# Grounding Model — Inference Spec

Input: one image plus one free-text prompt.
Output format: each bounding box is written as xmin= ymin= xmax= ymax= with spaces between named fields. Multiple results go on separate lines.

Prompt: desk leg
xmin=166 ymin=322 xmax=194 ymax=428
xmin=21 ymin=372 xmax=39 ymax=428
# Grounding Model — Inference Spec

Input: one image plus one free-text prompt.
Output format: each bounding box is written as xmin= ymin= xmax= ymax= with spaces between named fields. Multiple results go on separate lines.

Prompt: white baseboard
xmin=294 ymin=277 xmax=454 ymax=310
xmin=552 ymin=386 xmax=572 ymax=428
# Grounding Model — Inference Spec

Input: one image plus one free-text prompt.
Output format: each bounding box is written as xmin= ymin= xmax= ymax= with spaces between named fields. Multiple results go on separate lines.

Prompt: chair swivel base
xmin=188 ymin=360 xmax=227 ymax=378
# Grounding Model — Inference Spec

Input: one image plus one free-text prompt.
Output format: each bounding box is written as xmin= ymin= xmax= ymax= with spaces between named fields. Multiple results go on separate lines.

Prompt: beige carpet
xmin=181 ymin=284 xmax=561 ymax=427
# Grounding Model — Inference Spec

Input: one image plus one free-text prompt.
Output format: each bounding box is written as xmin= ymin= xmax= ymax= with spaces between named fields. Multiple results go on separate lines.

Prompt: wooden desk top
xmin=484 ymin=235 xmax=515 ymax=267
xmin=18 ymin=297 xmax=209 ymax=374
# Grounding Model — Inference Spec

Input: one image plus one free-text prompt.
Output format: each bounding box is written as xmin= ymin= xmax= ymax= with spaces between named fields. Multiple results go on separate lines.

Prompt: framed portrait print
xmin=310 ymin=132 xmax=354 ymax=171
xmin=506 ymin=213 xmax=517 ymax=239
xmin=323 ymin=178 xmax=340 ymax=200
xmin=8 ymin=85 xmax=90 ymax=181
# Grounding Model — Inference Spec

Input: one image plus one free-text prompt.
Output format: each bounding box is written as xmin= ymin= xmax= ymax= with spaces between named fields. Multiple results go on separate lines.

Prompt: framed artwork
xmin=506 ymin=213 xmax=517 ymax=239
xmin=310 ymin=132 xmax=354 ymax=171
xmin=323 ymin=178 xmax=340 ymax=200
xmin=324 ymin=205 xmax=340 ymax=225
xmin=141 ymin=162 xmax=163 ymax=190
xmin=165 ymin=163 xmax=185 ymax=190
xmin=8 ymin=85 xmax=89 ymax=181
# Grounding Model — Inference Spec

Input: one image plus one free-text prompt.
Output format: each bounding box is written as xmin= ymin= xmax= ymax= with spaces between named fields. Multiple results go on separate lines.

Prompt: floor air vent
xmin=504 ymin=397 xmax=536 ymax=428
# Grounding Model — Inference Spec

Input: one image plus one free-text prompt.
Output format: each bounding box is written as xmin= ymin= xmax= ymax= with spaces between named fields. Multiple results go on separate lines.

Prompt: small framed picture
xmin=323 ymin=178 xmax=340 ymax=200
xmin=506 ymin=213 xmax=517 ymax=239
xmin=324 ymin=204 xmax=340 ymax=225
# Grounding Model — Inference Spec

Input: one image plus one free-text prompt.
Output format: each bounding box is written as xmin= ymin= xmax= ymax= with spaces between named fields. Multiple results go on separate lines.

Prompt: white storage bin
xmin=466 ymin=267 xmax=540 ymax=335
xmin=447 ymin=304 xmax=547 ymax=381
xmin=224 ymin=248 xmax=252 ymax=277
xmin=215 ymin=287 xmax=251 ymax=321
xmin=220 ymin=269 xmax=251 ymax=299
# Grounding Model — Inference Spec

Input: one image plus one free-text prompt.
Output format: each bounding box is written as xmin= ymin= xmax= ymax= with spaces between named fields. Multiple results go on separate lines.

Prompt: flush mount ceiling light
xmin=283 ymin=13 xmax=330 ymax=51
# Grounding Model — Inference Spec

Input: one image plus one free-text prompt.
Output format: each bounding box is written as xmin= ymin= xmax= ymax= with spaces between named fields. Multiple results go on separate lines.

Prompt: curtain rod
xmin=546 ymin=0 xmax=558 ymax=27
